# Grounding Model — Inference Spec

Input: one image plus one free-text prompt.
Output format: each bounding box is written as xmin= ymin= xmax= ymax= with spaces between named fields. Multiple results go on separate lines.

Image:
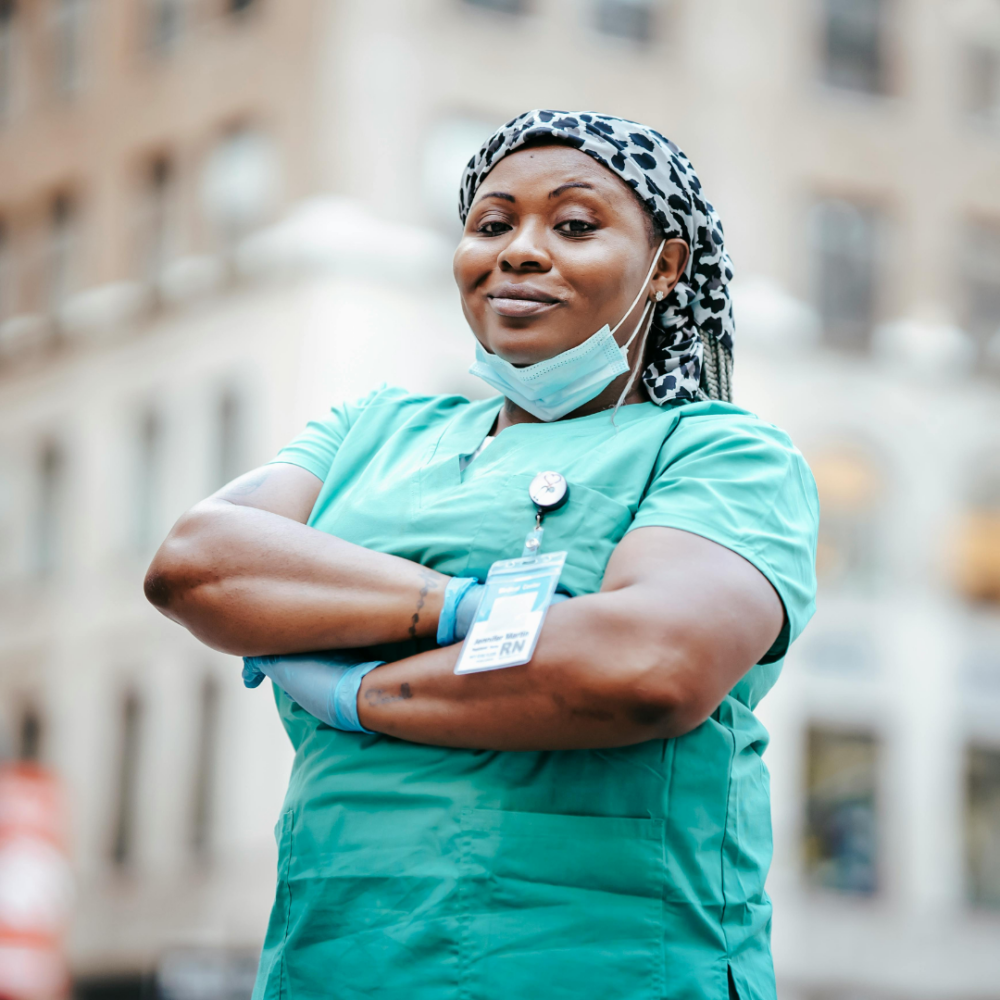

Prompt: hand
xmin=243 ymin=651 xmax=384 ymax=732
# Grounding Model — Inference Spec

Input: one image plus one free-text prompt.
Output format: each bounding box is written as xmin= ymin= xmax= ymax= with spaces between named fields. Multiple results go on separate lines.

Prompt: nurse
xmin=146 ymin=111 xmax=818 ymax=1000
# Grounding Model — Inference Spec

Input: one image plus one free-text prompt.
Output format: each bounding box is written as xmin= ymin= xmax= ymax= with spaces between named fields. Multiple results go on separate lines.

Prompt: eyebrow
xmin=475 ymin=181 xmax=601 ymax=207
xmin=549 ymin=182 xmax=596 ymax=198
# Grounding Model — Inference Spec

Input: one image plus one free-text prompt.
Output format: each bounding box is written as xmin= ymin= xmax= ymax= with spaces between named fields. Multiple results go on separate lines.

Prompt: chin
xmin=485 ymin=325 xmax=575 ymax=367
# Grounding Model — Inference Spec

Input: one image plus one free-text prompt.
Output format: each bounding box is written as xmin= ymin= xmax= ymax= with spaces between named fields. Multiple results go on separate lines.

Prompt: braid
xmin=700 ymin=333 xmax=720 ymax=400
xmin=721 ymin=346 xmax=733 ymax=402
xmin=697 ymin=332 xmax=733 ymax=403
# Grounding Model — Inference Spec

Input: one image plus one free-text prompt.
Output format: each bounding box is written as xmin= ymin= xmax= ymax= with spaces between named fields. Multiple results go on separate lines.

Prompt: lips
xmin=487 ymin=283 xmax=561 ymax=318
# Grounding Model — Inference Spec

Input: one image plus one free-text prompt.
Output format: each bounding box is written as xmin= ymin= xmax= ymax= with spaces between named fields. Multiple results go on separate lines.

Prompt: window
xmin=18 ymin=705 xmax=42 ymax=761
xmin=111 ymin=691 xmax=142 ymax=867
xmin=804 ymin=726 xmax=880 ymax=894
xmin=53 ymin=0 xmax=87 ymax=97
xmin=962 ymin=220 xmax=1000 ymax=362
xmin=140 ymin=156 xmax=177 ymax=285
xmin=809 ymin=197 xmax=881 ymax=350
xmin=0 ymin=0 xmax=14 ymax=121
xmin=134 ymin=408 xmax=163 ymax=554
xmin=35 ymin=439 xmax=64 ymax=576
xmin=966 ymin=744 xmax=1000 ymax=908
xmin=200 ymin=126 xmax=279 ymax=245
xmin=46 ymin=193 xmax=77 ymax=315
xmin=810 ymin=446 xmax=883 ymax=588
xmin=216 ymin=387 xmax=244 ymax=489
xmin=966 ymin=45 xmax=1000 ymax=123
xmin=594 ymin=0 xmax=654 ymax=43
xmin=147 ymin=0 xmax=183 ymax=54
xmin=0 ymin=218 xmax=9 ymax=320
xmin=820 ymin=0 xmax=887 ymax=95
xmin=956 ymin=453 xmax=1000 ymax=604
xmin=461 ymin=0 xmax=526 ymax=13
xmin=190 ymin=676 xmax=219 ymax=858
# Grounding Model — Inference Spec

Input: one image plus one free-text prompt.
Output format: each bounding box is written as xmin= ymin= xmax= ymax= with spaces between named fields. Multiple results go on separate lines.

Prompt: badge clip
xmin=454 ymin=551 xmax=567 ymax=674
xmin=522 ymin=471 xmax=569 ymax=559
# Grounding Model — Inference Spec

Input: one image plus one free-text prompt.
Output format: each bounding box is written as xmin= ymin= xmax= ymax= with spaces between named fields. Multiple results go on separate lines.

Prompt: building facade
xmin=0 ymin=0 xmax=999 ymax=997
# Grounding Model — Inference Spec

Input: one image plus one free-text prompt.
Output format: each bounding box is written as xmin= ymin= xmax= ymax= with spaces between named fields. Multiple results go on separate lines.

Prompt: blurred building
xmin=0 ymin=2 xmax=326 ymax=996
xmin=0 ymin=0 xmax=999 ymax=998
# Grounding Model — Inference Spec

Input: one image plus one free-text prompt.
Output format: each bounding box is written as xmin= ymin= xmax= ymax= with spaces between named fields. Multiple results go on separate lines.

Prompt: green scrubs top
xmin=253 ymin=386 xmax=818 ymax=1000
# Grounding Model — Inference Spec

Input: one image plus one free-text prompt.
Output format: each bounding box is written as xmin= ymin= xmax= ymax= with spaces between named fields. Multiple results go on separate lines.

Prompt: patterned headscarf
xmin=458 ymin=110 xmax=734 ymax=403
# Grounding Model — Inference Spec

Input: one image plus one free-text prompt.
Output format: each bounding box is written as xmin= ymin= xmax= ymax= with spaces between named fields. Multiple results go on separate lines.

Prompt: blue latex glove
xmin=243 ymin=652 xmax=384 ymax=733
xmin=436 ymin=577 xmax=482 ymax=645
xmin=437 ymin=579 xmax=571 ymax=645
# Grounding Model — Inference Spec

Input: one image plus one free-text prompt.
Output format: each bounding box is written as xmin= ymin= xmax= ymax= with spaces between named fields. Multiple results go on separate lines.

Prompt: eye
xmin=555 ymin=219 xmax=597 ymax=235
xmin=478 ymin=220 xmax=512 ymax=236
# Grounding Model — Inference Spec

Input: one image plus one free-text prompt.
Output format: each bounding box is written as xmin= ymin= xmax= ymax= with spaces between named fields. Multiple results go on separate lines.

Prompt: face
xmin=454 ymin=144 xmax=689 ymax=367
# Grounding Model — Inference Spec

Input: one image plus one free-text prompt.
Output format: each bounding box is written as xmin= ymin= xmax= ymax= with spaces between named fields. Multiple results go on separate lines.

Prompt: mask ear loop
xmin=609 ymin=239 xmax=666 ymax=423
xmin=610 ymin=240 xmax=666 ymax=339
xmin=611 ymin=298 xmax=656 ymax=423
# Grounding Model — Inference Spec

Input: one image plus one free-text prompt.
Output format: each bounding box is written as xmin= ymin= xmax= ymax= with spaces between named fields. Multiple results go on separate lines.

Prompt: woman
xmin=146 ymin=111 xmax=818 ymax=1000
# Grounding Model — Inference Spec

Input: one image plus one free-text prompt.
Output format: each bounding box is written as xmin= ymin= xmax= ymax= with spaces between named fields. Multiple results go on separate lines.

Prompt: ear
xmin=649 ymin=239 xmax=690 ymax=300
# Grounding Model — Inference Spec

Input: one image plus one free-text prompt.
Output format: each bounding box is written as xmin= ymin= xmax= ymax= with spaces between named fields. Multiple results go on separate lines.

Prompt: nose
xmin=497 ymin=218 xmax=552 ymax=273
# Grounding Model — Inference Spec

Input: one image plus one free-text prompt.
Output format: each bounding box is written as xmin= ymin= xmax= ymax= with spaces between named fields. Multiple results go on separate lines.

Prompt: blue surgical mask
xmin=469 ymin=241 xmax=665 ymax=421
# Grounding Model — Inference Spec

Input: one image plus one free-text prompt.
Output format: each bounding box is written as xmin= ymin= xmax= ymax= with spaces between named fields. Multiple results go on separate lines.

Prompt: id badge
xmin=453 ymin=552 xmax=566 ymax=675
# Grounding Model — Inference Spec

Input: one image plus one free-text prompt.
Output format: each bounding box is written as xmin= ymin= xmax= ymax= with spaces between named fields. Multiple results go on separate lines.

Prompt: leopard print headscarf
xmin=458 ymin=110 xmax=734 ymax=404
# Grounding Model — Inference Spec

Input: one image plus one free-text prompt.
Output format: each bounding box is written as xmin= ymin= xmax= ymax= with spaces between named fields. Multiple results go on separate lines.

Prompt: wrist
xmin=356 ymin=668 xmax=380 ymax=732
xmin=410 ymin=568 xmax=450 ymax=641
xmin=436 ymin=576 xmax=481 ymax=645
xmin=332 ymin=660 xmax=384 ymax=732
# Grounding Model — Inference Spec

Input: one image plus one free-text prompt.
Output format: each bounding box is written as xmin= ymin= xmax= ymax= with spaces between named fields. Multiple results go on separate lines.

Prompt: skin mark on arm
xmin=363 ymin=682 xmax=413 ymax=706
xmin=570 ymin=706 xmax=615 ymax=722
xmin=408 ymin=569 xmax=440 ymax=640
xmin=552 ymin=691 xmax=614 ymax=723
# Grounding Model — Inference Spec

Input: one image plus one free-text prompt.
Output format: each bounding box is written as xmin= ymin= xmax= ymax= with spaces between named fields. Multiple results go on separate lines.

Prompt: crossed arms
xmin=145 ymin=462 xmax=783 ymax=751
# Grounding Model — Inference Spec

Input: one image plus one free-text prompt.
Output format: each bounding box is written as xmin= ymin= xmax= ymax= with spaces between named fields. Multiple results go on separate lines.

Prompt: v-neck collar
xmin=412 ymin=394 xmax=679 ymax=508
xmin=436 ymin=397 xmax=504 ymax=463
xmin=435 ymin=396 xmax=665 ymax=467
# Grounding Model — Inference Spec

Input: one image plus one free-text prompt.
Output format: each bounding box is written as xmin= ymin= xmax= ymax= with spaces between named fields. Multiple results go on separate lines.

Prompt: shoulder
xmin=636 ymin=399 xmax=820 ymax=546
xmin=664 ymin=399 xmax=800 ymax=454
xmin=338 ymin=385 xmax=484 ymax=430
xmin=275 ymin=385 xmax=487 ymax=482
xmin=660 ymin=401 xmax=815 ymax=497
xmin=324 ymin=385 xmax=496 ymax=460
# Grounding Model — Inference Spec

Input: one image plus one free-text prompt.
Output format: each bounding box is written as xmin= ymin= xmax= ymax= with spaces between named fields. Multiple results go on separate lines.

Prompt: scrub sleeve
xmin=253 ymin=387 xmax=818 ymax=1000
xmin=626 ymin=408 xmax=819 ymax=708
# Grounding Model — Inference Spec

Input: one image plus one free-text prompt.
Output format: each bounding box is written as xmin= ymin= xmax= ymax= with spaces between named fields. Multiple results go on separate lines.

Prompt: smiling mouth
xmin=488 ymin=298 xmax=559 ymax=318
xmin=487 ymin=289 xmax=561 ymax=318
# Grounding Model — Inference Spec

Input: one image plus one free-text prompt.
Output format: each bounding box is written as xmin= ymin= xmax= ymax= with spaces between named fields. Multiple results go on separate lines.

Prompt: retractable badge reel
xmin=454 ymin=471 xmax=570 ymax=675
xmin=523 ymin=471 xmax=569 ymax=558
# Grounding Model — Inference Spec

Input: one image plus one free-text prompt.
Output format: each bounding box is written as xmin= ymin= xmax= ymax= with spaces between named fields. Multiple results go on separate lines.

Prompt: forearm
xmin=357 ymin=595 xmax=697 ymax=751
xmin=145 ymin=499 xmax=448 ymax=655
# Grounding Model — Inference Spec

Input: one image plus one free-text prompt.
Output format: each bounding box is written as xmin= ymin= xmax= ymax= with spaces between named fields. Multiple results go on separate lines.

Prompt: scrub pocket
xmin=465 ymin=475 xmax=634 ymax=594
xmin=459 ymin=808 xmax=666 ymax=1000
